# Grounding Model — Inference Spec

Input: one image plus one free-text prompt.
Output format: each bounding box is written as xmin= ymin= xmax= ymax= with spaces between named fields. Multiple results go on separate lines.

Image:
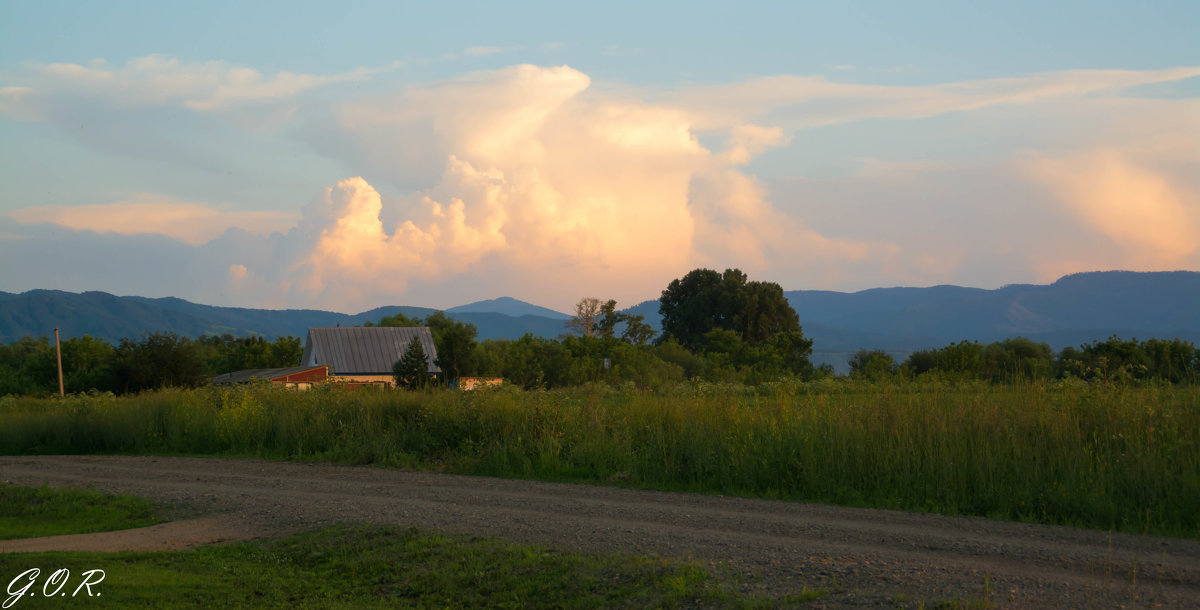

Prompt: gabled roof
xmin=301 ymin=327 xmax=441 ymax=375
xmin=211 ymin=366 xmax=328 ymax=384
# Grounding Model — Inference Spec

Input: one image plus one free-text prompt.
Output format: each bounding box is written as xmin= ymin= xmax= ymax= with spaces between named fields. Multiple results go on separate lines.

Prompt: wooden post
xmin=54 ymin=328 xmax=64 ymax=396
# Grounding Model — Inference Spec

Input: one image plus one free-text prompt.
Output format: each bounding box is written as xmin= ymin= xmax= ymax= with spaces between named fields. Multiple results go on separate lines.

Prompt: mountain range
xmin=2 ymin=271 xmax=1197 ymax=371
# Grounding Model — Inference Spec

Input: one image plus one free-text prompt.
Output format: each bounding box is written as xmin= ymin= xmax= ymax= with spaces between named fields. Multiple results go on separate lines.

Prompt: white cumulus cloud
xmin=219 ymin=65 xmax=871 ymax=310
xmin=5 ymin=61 xmax=1197 ymax=311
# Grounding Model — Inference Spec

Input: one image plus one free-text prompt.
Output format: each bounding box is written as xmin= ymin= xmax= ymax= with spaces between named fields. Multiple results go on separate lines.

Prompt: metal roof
xmin=211 ymin=366 xmax=327 ymax=384
xmin=301 ymin=327 xmax=441 ymax=375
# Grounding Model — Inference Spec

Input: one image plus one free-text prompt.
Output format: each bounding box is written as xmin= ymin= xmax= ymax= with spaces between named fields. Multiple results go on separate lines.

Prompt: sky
xmin=1 ymin=1 xmax=1197 ymax=314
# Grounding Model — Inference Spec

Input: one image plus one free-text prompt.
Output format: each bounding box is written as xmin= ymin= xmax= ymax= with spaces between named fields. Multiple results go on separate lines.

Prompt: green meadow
xmin=0 ymin=484 xmax=161 ymax=539
xmin=1 ymin=379 xmax=1197 ymax=538
xmin=0 ymin=525 xmax=798 ymax=609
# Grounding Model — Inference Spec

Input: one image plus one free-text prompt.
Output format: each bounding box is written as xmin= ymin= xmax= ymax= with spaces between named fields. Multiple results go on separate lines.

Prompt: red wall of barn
xmin=273 ymin=366 xmax=328 ymax=383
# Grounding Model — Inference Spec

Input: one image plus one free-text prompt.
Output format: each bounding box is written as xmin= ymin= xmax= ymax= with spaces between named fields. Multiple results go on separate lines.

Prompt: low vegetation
xmin=0 ymin=485 xmax=828 ymax=607
xmin=0 ymin=523 xmax=808 ymax=608
xmin=2 ymin=380 xmax=1196 ymax=538
xmin=0 ymin=484 xmax=162 ymax=539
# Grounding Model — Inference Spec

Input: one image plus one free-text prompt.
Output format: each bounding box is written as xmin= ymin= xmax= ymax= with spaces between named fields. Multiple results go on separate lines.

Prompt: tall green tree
xmin=736 ymin=280 xmax=802 ymax=345
xmin=595 ymin=300 xmax=621 ymax=337
xmin=424 ymin=312 xmax=478 ymax=381
xmin=658 ymin=269 xmax=726 ymax=350
xmin=370 ymin=312 xmax=478 ymax=381
xmin=113 ymin=332 xmax=206 ymax=393
xmin=620 ymin=314 xmax=657 ymax=346
xmin=658 ymin=268 xmax=804 ymax=352
xmin=61 ymin=335 xmax=116 ymax=393
xmin=849 ymin=349 xmax=896 ymax=380
xmin=0 ymin=336 xmax=56 ymax=395
xmin=981 ymin=338 xmax=1054 ymax=382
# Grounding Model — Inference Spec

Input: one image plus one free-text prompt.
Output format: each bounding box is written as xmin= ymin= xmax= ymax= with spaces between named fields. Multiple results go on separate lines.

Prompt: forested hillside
xmin=3 ymin=271 xmax=1197 ymax=373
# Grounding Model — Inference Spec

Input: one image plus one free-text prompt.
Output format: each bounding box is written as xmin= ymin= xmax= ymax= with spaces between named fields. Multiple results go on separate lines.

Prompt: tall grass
xmin=1 ymin=380 xmax=1196 ymax=538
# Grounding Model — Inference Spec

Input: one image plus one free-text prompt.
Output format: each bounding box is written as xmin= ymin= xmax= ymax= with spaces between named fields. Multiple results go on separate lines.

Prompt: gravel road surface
xmin=2 ymin=456 xmax=1197 ymax=608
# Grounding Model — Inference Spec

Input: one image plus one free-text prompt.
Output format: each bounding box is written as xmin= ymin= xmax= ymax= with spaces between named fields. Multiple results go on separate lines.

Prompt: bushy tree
xmin=1056 ymin=335 xmax=1191 ymax=383
xmin=113 ymin=332 xmax=205 ymax=393
xmin=902 ymin=341 xmax=984 ymax=379
xmin=849 ymin=349 xmax=896 ymax=380
xmin=1142 ymin=338 xmax=1199 ymax=384
xmin=369 ymin=312 xmax=478 ymax=383
xmin=620 ymin=314 xmax=657 ymax=345
xmin=653 ymin=339 xmax=707 ymax=379
xmin=270 ymin=336 xmax=304 ymax=368
xmin=474 ymin=335 xmax=561 ymax=389
xmin=981 ymin=337 xmax=1053 ymax=382
xmin=595 ymin=300 xmax=620 ymax=337
xmin=0 ymin=336 xmax=57 ymax=395
xmin=658 ymin=268 xmax=811 ymax=378
xmin=659 ymin=268 xmax=804 ymax=352
xmin=658 ymin=269 xmax=732 ymax=351
xmin=196 ymin=334 xmax=303 ymax=374
xmin=735 ymin=280 xmax=802 ymax=345
xmin=61 ymin=335 xmax=116 ymax=393
xmin=424 ymin=311 xmax=479 ymax=381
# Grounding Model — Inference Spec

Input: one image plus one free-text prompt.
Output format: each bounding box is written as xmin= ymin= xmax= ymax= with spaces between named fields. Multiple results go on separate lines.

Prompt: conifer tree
xmin=392 ymin=338 xmax=430 ymax=390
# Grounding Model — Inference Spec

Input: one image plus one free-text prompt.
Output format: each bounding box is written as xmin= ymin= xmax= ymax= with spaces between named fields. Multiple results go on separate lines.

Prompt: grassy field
xmin=1 ymin=379 xmax=1196 ymax=538
xmin=0 ymin=525 xmax=811 ymax=608
xmin=0 ymin=485 xmax=834 ymax=608
xmin=0 ymin=484 xmax=162 ymax=539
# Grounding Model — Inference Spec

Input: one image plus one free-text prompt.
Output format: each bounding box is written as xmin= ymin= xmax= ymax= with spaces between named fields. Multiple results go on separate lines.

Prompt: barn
xmin=211 ymin=365 xmax=329 ymax=389
xmin=300 ymin=326 xmax=441 ymax=387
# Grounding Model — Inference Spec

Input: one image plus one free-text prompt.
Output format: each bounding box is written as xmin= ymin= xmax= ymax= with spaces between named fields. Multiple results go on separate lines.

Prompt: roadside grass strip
xmin=0 ymin=484 xmax=161 ymax=540
xmin=0 ymin=524 xmax=831 ymax=608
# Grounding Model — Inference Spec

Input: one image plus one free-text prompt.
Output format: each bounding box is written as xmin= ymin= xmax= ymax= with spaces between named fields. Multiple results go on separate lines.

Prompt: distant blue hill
xmin=446 ymin=296 xmax=570 ymax=320
xmin=0 ymin=291 xmax=568 ymax=344
xmin=2 ymin=271 xmax=1196 ymax=372
xmin=621 ymin=270 xmax=1200 ymax=371
xmin=785 ymin=270 xmax=1199 ymax=344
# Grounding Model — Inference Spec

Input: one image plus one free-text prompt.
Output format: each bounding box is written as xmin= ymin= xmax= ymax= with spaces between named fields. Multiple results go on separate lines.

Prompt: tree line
xmin=377 ymin=268 xmax=815 ymax=389
xmin=849 ymin=336 xmax=1200 ymax=384
xmin=3 ymin=267 xmax=1196 ymax=395
xmin=0 ymin=333 xmax=301 ymax=396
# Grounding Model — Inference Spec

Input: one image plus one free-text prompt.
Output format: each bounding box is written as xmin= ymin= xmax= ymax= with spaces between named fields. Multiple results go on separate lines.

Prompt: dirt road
xmin=2 ymin=456 xmax=1197 ymax=608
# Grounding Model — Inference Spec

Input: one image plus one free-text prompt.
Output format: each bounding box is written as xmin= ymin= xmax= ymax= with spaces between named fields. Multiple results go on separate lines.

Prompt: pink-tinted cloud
xmin=0 ymin=54 xmax=373 ymax=117
xmin=3 ymin=62 xmax=1197 ymax=311
xmin=270 ymin=65 xmax=891 ymax=310
xmin=7 ymin=200 xmax=298 ymax=245
xmin=664 ymin=66 xmax=1200 ymax=130
xmin=1024 ymin=150 xmax=1199 ymax=268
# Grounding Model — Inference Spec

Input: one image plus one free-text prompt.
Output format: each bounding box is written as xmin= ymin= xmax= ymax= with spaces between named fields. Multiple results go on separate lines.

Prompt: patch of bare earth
xmin=2 ymin=456 xmax=1197 ymax=608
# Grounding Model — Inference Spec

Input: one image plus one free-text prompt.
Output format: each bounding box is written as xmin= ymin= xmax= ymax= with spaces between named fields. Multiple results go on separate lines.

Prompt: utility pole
xmin=54 ymin=328 xmax=64 ymax=396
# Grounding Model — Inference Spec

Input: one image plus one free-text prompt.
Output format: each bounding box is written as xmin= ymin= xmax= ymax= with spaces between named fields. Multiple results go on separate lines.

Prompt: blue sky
xmin=1 ymin=1 xmax=1197 ymax=312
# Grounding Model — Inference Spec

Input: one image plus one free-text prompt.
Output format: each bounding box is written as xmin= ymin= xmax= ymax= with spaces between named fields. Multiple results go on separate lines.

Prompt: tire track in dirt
xmin=2 ymin=456 xmax=1197 ymax=608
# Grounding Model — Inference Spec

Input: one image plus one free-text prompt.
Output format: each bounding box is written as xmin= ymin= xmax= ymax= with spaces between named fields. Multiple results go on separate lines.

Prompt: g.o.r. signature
xmin=5 ymin=568 xmax=105 ymax=608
